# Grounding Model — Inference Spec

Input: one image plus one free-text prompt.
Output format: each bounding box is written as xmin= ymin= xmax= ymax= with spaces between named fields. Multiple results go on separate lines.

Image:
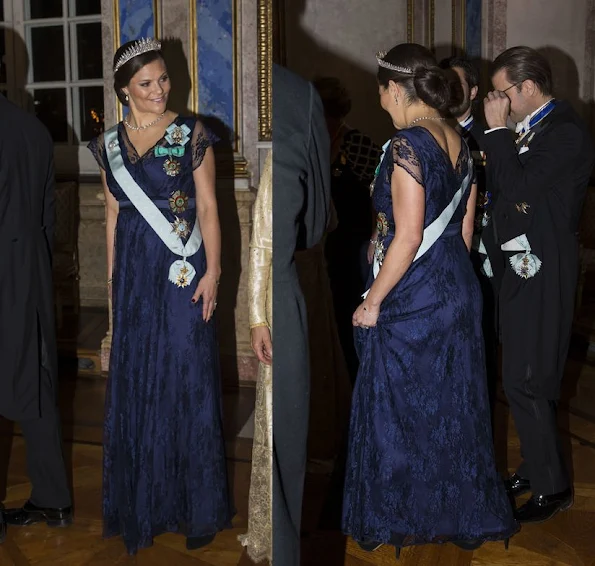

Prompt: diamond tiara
xmin=376 ymin=51 xmax=413 ymax=75
xmin=114 ymin=37 xmax=162 ymax=74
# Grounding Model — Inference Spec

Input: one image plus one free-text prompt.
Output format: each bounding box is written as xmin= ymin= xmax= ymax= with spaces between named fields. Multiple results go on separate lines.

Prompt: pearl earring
xmin=125 ymin=94 xmax=129 ymax=102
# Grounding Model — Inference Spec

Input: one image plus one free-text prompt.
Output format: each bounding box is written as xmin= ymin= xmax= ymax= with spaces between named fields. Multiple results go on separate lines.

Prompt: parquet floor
xmin=1 ymin=306 xmax=595 ymax=565
xmin=301 ymin=342 xmax=595 ymax=566
xmin=0 ymin=375 xmax=261 ymax=566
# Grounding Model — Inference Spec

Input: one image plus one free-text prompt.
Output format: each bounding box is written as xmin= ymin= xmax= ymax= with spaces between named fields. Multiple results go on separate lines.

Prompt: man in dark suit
xmin=441 ymin=56 xmax=503 ymax=422
xmin=272 ymin=63 xmax=330 ymax=566
xmin=0 ymin=94 xmax=72 ymax=534
xmin=483 ymin=46 xmax=595 ymax=523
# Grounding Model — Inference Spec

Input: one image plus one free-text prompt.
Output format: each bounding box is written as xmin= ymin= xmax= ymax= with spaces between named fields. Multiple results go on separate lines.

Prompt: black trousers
xmin=502 ymin=375 xmax=569 ymax=495
xmin=17 ymin=368 xmax=71 ymax=509
xmin=500 ymin=265 xmax=571 ymax=496
xmin=272 ymin=282 xmax=310 ymax=566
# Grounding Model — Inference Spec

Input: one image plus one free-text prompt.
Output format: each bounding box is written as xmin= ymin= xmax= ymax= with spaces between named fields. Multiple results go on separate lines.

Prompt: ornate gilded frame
xmin=258 ymin=0 xmax=272 ymax=141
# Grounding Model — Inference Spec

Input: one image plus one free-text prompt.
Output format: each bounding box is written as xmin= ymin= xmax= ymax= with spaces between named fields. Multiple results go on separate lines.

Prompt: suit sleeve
xmin=482 ymin=123 xmax=582 ymax=203
xmin=304 ymin=84 xmax=331 ymax=248
xmin=42 ymin=147 xmax=56 ymax=260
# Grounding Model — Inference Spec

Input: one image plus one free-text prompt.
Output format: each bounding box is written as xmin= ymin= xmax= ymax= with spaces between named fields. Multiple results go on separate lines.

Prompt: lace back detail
xmin=392 ymin=135 xmax=423 ymax=186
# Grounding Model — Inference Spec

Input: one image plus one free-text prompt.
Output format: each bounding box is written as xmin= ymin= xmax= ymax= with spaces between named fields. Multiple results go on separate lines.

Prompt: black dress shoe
xmin=4 ymin=500 xmax=73 ymax=528
xmin=514 ymin=488 xmax=573 ymax=524
xmin=504 ymin=473 xmax=531 ymax=497
xmin=186 ymin=533 xmax=215 ymax=550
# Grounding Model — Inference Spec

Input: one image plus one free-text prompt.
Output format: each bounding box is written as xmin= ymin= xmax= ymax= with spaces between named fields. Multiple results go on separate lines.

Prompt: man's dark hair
xmin=312 ymin=76 xmax=352 ymax=120
xmin=491 ymin=46 xmax=552 ymax=95
xmin=439 ymin=56 xmax=479 ymax=90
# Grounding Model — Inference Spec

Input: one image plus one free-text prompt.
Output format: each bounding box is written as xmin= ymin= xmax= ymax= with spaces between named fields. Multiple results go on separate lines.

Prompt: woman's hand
xmin=251 ymin=326 xmax=272 ymax=365
xmin=352 ymin=301 xmax=379 ymax=329
xmin=191 ymin=272 xmax=219 ymax=322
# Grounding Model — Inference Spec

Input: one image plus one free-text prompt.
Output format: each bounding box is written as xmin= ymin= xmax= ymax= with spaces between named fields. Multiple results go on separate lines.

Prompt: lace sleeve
xmin=191 ymin=120 xmax=219 ymax=170
xmin=392 ymin=134 xmax=423 ymax=186
xmin=87 ymin=133 xmax=106 ymax=171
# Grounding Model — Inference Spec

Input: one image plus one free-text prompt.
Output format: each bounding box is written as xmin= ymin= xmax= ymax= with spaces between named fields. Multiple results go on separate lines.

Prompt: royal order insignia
xmin=165 ymin=123 xmax=191 ymax=146
xmin=171 ymin=216 xmax=190 ymax=238
xmin=163 ymin=157 xmax=181 ymax=177
xmin=376 ymin=212 xmax=389 ymax=237
xmin=169 ymin=190 xmax=188 ymax=213
xmin=175 ymin=264 xmax=191 ymax=287
xmin=515 ymin=202 xmax=530 ymax=214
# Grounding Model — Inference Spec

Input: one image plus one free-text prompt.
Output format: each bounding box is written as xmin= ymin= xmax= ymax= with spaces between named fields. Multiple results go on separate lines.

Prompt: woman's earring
xmin=125 ymin=94 xmax=129 ymax=102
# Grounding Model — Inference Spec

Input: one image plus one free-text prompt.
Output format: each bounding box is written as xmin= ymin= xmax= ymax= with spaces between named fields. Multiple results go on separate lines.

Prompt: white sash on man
xmin=104 ymin=125 xmax=203 ymax=288
xmin=363 ymin=159 xmax=473 ymax=298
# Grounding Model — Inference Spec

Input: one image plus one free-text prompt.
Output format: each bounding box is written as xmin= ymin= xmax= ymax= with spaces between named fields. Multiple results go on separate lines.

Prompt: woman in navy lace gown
xmin=88 ymin=39 xmax=233 ymax=554
xmin=342 ymin=44 xmax=518 ymax=557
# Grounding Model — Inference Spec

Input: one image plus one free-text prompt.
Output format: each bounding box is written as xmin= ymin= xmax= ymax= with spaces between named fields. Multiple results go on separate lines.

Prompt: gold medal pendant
xmin=163 ymin=157 xmax=181 ymax=177
xmin=176 ymin=264 xmax=191 ymax=287
xmin=169 ymin=190 xmax=188 ymax=213
xmin=171 ymin=216 xmax=191 ymax=238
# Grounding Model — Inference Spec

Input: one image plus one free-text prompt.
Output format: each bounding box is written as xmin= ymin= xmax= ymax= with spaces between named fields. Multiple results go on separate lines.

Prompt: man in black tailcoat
xmin=483 ymin=46 xmax=594 ymax=523
xmin=272 ymin=63 xmax=330 ymax=566
xmin=0 ymin=93 xmax=72 ymax=536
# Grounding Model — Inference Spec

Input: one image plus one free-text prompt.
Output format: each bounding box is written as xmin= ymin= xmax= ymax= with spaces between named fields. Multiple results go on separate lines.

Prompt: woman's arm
xmin=363 ymin=164 xmax=425 ymax=310
xmin=193 ymin=146 xmax=221 ymax=280
xmin=462 ymin=182 xmax=478 ymax=252
xmin=249 ymin=152 xmax=273 ymax=364
xmin=192 ymin=146 xmax=221 ymax=321
xmin=102 ymin=170 xmax=119 ymax=290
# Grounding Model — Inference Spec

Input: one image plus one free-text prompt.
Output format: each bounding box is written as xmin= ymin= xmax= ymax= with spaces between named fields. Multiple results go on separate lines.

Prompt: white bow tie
xmin=515 ymin=115 xmax=531 ymax=135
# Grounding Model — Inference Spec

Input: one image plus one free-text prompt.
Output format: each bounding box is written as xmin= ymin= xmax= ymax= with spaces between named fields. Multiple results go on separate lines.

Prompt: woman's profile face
xmin=124 ymin=58 xmax=171 ymax=115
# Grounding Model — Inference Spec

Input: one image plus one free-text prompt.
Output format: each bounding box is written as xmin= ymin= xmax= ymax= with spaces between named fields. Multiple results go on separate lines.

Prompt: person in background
xmin=483 ymin=46 xmax=595 ymax=524
xmin=272 ymin=63 xmax=330 ymax=566
xmin=313 ymin=76 xmax=382 ymax=384
xmin=0 ymin=91 xmax=72 ymax=536
xmin=239 ymin=152 xmax=273 ymax=563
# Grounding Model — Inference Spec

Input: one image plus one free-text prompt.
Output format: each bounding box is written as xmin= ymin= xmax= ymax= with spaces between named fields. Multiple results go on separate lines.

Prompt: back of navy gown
xmin=89 ymin=116 xmax=233 ymax=554
xmin=342 ymin=127 xmax=518 ymax=547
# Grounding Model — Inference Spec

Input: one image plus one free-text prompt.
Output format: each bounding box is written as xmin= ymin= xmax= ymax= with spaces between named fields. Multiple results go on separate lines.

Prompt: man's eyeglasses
xmin=502 ymin=81 xmax=523 ymax=94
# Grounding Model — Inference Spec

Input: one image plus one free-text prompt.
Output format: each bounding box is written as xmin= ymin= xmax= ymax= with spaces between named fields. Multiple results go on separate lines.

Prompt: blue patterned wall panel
xmin=119 ymin=0 xmax=156 ymax=46
xmin=196 ymin=0 xmax=235 ymax=138
xmin=465 ymin=0 xmax=482 ymax=59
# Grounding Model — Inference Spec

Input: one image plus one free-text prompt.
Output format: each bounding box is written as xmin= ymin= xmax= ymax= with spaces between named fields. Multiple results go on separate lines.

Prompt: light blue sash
xmin=363 ymin=157 xmax=474 ymax=298
xmin=104 ymin=125 xmax=203 ymax=288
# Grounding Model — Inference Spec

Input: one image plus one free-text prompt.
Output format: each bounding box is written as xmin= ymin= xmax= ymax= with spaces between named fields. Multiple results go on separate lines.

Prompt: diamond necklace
xmin=124 ymin=112 xmax=166 ymax=131
xmin=408 ymin=116 xmax=446 ymax=127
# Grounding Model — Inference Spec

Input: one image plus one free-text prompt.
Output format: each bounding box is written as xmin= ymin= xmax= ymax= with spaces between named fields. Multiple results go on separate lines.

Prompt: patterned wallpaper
xmin=118 ymin=0 xmax=156 ymax=45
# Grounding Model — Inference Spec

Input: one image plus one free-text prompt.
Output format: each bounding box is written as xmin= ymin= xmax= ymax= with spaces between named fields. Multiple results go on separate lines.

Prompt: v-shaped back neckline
xmin=120 ymin=115 xmax=180 ymax=161
xmin=409 ymin=125 xmax=465 ymax=174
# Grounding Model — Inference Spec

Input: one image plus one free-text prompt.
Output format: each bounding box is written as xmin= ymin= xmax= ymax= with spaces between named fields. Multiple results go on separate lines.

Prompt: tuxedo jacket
xmin=481 ymin=100 xmax=595 ymax=397
xmin=0 ymin=95 xmax=57 ymax=421
xmin=271 ymin=63 xmax=330 ymax=566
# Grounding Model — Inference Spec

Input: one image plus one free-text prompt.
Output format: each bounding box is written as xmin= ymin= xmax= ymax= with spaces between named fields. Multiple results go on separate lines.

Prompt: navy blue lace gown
xmin=88 ymin=117 xmax=234 ymax=554
xmin=342 ymin=127 xmax=518 ymax=548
